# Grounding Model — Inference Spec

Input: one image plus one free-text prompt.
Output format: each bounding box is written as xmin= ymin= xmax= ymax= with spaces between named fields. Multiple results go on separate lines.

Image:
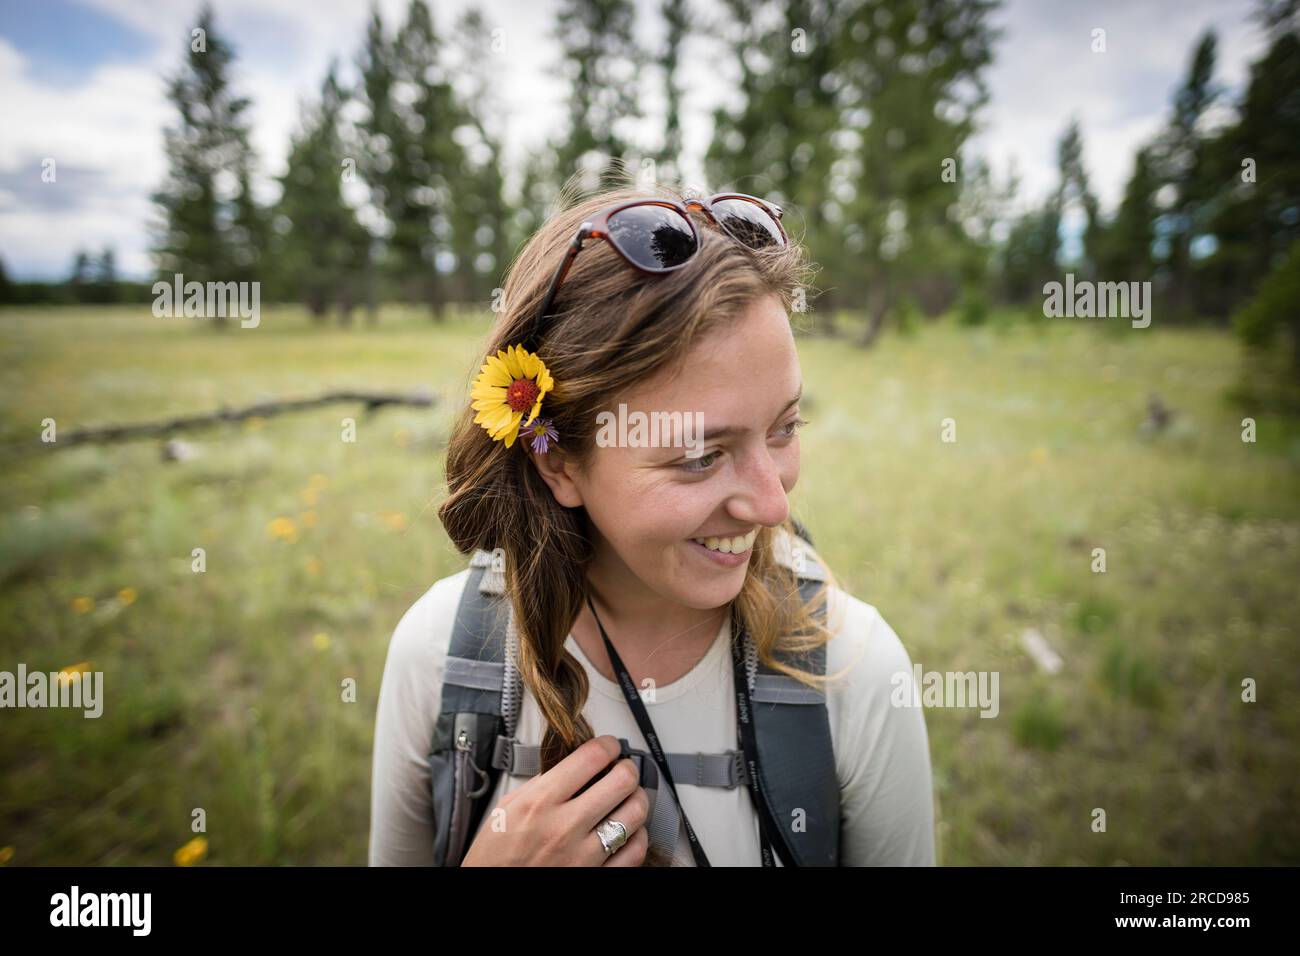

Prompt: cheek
xmin=612 ymin=484 xmax=718 ymax=559
xmin=583 ymin=467 xmax=701 ymax=545
xmin=779 ymin=442 xmax=800 ymax=493
xmin=632 ymin=482 xmax=713 ymax=543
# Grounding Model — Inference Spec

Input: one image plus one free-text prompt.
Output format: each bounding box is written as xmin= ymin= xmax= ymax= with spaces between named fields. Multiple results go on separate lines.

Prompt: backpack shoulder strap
xmin=745 ymin=522 xmax=840 ymax=866
xmin=427 ymin=558 xmax=512 ymax=866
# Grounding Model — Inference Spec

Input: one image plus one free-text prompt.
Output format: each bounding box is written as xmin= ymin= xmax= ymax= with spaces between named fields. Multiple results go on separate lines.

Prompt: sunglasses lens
xmin=712 ymin=198 xmax=786 ymax=249
xmin=607 ymin=204 xmax=698 ymax=271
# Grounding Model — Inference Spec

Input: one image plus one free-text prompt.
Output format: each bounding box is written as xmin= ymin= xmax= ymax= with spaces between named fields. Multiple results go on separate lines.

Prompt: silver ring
xmin=595 ymin=818 xmax=628 ymax=857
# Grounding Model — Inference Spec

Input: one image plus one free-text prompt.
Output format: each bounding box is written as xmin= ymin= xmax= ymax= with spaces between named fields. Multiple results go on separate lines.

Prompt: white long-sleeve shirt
xmin=369 ymin=555 xmax=937 ymax=867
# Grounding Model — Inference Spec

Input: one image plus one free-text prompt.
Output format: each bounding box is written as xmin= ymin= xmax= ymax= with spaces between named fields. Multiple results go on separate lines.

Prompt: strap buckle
xmin=616 ymin=738 xmax=659 ymax=791
xmin=492 ymin=734 xmax=513 ymax=773
xmin=731 ymin=749 xmax=749 ymax=788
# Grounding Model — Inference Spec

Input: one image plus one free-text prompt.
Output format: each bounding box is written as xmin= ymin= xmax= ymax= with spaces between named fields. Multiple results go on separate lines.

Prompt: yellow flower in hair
xmin=470 ymin=344 xmax=555 ymax=449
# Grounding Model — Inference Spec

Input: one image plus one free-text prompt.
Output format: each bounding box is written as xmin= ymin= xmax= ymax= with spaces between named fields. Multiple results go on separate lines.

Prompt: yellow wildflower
xmin=267 ymin=517 xmax=298 ymax=542
xmin=174 ymin=836 xmax=208 ymax=866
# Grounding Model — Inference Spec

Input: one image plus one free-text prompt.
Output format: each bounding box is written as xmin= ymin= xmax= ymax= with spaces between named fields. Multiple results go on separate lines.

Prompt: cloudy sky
xmin=0 ymin=0 xmax=1268 ymax=280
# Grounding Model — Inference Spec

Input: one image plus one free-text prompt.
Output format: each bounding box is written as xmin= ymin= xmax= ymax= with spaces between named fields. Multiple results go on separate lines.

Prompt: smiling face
xmin=530 ymin=293 xmax=804 ymax=613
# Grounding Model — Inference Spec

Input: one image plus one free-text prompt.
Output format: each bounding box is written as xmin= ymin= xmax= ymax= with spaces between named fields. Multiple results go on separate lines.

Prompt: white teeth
xmin=693 ymin=529 xmax=758 ymax=554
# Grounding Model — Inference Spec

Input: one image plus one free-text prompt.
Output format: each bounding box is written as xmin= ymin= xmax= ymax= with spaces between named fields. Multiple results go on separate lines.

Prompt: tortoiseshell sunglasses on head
xmin=520 ymin=193 xmax=788 ymax=351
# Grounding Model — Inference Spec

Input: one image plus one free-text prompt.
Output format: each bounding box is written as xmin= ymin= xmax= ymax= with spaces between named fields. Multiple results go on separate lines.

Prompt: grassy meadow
xmin=0 ymin=304 xmax=1297 ymax=865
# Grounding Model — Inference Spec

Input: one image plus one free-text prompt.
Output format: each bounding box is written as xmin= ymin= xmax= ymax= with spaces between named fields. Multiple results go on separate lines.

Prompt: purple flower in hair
xmin=524 ymin=417 xmax=559 ymax=453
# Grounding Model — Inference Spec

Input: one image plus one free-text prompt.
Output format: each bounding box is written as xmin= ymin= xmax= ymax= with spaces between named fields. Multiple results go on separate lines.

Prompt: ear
xmin=526 ymin=443 xmax=584 ymax=508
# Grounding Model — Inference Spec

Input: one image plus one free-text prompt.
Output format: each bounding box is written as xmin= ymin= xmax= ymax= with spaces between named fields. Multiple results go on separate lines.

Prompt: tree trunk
xmin=307 ymin=287 xmax=328 ymax=322
xmin=812 ymin=305 xmax=839 ymax=338
xmin=428 ymin=275 xmax=442 ymax=322
xmin=365 ymin=259 xmax=379 ymax=326
xmin=858 ymin=283 xmax=890 ymax=348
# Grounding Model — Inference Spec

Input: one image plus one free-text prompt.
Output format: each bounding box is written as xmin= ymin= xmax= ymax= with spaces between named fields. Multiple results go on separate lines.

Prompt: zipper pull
xmin=455 ymin=727 xmax=492 ymax=797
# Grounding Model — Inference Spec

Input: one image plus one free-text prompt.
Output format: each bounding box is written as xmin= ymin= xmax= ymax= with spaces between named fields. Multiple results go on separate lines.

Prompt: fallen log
xmin=39 ymin=389 xmax=436 ymax=449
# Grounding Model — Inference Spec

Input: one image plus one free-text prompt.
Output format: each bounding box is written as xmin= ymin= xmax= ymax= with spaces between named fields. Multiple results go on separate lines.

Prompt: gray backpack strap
xmin=744 ymin=535 xmax=840 ymax=866
xmin=496 ymin=741 xmax=747 ymax=787
xmin=428 ymin=562 xmax=511 ymax=866
xmin=442 ymin=564 xmax=509 ymax=713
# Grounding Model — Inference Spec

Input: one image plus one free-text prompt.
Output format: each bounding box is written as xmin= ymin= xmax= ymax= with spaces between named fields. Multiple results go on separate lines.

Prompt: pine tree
xmin=152 ymin=3 xmax=263 ymax=326
xmin=1097 ymin=146 xmax=1159 ymax=282
xmin=95 ymin=248 xmax=118 ymax=303
xmin=552 ymin=0 xmax=644 ymax=189
xmin=274 ymin=62 xmax=369 ymax=323
xmin=705 ymin=0 xmax=848 ymax=334
xmin=69 ymin=250 xmax=93 ymax=302
xmin=1000 ymin=204 xmax=1060 ymax=307
xmin=836 ymin=0 xmax=998 ymax=344
xmin=705 ymin=0 xmax=998 ymax=340
xmin=1202 ymin=7 xmax=1300 ymax=316
xmin=447 ymin=9 xmax=510 ymax=307
xmin=995 ymin=120 xmax=1103 ymax=309
xmin=1054 ymin=119 xmax=1101 ymax=280
xmin=396 ymin=0 xmax=460 ymax=317
xmin=515 ymin=149 xmax=560 ymax=252
xmin=355 ymin=1 xmax=465 ymax=319
xmin=657 ymin=0 xmax=689 ymax=181
xmin=1149 ymin=31 xmax=1219 ymax=321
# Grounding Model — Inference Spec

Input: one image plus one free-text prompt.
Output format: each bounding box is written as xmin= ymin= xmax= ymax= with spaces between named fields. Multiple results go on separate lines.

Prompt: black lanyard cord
xmin=730 ymin=629 xmax=785 ymax=867
xmin=584 ymin=594 xmax=792 ymax=867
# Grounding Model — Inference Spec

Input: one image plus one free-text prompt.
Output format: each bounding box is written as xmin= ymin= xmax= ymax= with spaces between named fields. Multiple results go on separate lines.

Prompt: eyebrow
xmin=699 ymin=383 xmax=803 ymax=441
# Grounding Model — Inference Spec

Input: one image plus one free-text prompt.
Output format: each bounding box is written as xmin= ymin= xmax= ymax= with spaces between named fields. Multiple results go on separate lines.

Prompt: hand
xmin=460 ymin=734 xmax=651 ymax=866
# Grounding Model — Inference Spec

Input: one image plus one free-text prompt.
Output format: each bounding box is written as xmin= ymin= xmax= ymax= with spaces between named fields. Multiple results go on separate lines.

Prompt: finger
xmin=601 ymin=825 xmax=649 ymax=867
xmin=583 ymin=783 xmax=650 ymax=866
xmin=531 ymin=734 xmax=622 ymax=806
xmin=568 ymin=756 xmax=643 ymax=833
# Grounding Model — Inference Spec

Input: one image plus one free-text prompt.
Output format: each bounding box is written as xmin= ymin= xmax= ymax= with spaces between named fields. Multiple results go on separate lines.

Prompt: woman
xmin=369 ymin=182 xmax=935 ymax=867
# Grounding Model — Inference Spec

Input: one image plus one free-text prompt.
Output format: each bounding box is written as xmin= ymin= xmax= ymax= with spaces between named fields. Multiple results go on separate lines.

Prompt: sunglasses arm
xmin=523 ymin=224 xmax=590 ymax=351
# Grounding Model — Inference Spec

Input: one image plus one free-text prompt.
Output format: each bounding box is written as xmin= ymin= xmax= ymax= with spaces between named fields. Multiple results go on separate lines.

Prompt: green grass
xmin=1 ymin=304 xmax=1297 ymax=866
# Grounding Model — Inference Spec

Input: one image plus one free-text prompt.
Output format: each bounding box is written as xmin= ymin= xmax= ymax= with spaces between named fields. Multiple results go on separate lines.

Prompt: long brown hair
xmin=437 ymin=175 xmax=843 ymax=865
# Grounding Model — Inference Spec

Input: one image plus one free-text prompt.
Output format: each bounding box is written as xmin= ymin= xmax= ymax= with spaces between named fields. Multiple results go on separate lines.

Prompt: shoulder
xmin=369 ymin=567 xmax=476 ymax=866
xmin=769 ymin=526 xmax=916 ymax=724
xmin=382 ymin=567 xmax=475 ymax=684
xmin=816 ymin=584 xmax=937 ymax=865
xmin=821 ymin=585 xmax=915 ymax=704
xmin=818 ymin=583 xmax=925 ymax=788
xmin=372 ymin=566 xmax=477 ymax=760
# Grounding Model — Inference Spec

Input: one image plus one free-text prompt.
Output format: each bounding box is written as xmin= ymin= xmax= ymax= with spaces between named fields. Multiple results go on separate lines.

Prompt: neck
xmin=580 ymin=540 xmax=727 ymax=655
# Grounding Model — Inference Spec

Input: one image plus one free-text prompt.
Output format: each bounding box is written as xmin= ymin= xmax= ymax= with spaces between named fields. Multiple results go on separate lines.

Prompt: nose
xmin=727 ymin=444 xmax=790 ymax=530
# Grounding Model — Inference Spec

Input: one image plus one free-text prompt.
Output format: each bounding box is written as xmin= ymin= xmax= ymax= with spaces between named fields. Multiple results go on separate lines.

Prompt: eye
xmin=678 ymin=449 xmax=722 ymax=474
xmin=774 ymin=416 xmax=809 ymax=440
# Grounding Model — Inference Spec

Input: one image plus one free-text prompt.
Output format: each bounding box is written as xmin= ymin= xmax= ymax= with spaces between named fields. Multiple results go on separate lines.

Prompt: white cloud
xmin=0 ymin=0 xmax=1272 ymax=280
xmin=971 ymin=0 xmax=1266 ymax=214
xmin=0 ymin=37 xmax=170 ymax=276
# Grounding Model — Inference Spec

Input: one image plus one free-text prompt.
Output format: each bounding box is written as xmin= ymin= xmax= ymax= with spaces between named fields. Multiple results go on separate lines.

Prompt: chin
xmin=669 ymin=569 xmax=747 ymax=610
